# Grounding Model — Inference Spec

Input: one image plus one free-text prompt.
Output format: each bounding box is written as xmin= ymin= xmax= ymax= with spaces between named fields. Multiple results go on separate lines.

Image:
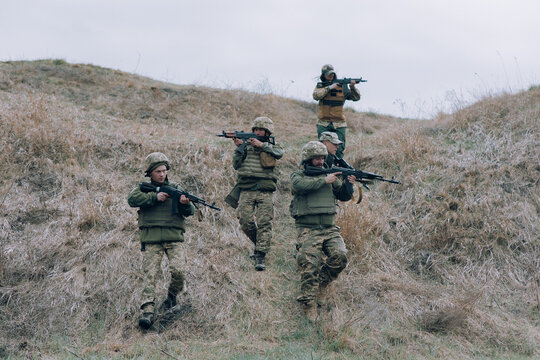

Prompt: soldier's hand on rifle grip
xmin=350 ymin=80 xmax=356 ymax=86
xmin=347 ymin=175 xmax=356 ymax=184
xmin=249 ymin=138 xmax=263 ymax=148
xmin=325 ymin=172 xmax=341 ymax=184
xmin=157 ymin=192 xmax=169 ymax=202
xmin=329 ymin=83 xmax=339 ymax=90
xmin=233 ymin=137 xmax=243 ymax=147
xmin=179 ymin=194 xmax=190 ymax=204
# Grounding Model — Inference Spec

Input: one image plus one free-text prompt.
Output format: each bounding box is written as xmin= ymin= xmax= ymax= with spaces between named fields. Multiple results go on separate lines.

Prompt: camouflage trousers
xmin=140 ymin=242 xmax=186 ymax=312
xmin=237 ymin=190 xmax=274 ymax=254
xmin=296 ymin=226 xmax=348 ymax=304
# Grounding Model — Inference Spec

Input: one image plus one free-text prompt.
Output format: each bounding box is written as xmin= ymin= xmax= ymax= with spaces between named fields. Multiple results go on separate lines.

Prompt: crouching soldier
xmin=289 ymin=141 xmax=355 ymax=321
xmin=229 ymin=116 xmax=284 ymax=271
xmin=128 ymin=152 xmax=195 ymax=330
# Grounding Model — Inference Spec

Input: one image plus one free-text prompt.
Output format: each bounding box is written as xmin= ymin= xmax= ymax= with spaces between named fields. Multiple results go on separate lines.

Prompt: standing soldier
xmin=289 ymin=141 xmax=355 ymax=321
xmin=128 ymin=152 xmax=195 ymax=330
xmin=319 ymin=131 xmax=344 ymax=169
xmin=227 ymin=117 xmax=284 ymax=271
xmin=313 ymin=64 xmax=361 ymax=159
xmin=320 ymin=131 xmax=365 ymax=203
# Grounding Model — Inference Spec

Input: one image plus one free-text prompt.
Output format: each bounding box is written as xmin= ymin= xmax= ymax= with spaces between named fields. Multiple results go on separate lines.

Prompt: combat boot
xmin=139 ymin=303 xmax=155 ymax=330
xmin=254 ymin=250 xmax=266 ymax=271
xmin=302 ymin=301 xmax=318 ymax=322
xmin=138 ymin=312 xmax=154 ymax=330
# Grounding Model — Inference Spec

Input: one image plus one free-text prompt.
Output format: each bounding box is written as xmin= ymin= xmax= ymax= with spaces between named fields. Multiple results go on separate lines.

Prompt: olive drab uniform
xmin=231 ymin=117 xmax=283 ymax=271
xmin=290 ymin=141 xmax=351 ymax=320
xmin=127 ymin=152 xmax=195 ymax=329
xmin=313 ymin=64 xmax=361 ymax=159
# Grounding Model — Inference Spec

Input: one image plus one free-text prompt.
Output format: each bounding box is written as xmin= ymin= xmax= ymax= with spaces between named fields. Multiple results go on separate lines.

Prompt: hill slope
xmin=0 ymin=60 xmax=538 ymax=359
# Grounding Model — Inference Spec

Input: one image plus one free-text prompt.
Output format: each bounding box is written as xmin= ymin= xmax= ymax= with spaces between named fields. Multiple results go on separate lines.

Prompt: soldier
xmin=289 ymin=141 xmax=356 ymax=321
xmin=313 ymin=64 xmax=361 ymax=159
xmin=127 ymin=152 xmax=195 ymax=330
xmin=289 ymin=131 xmax=343 ymax=259
xmin=229 ymin=117 xmax=284 ymax=271
xmin=320 ymin=130 xmax=363 ymax=203
xmin=319 ymin=131 xmax=343 ymax=169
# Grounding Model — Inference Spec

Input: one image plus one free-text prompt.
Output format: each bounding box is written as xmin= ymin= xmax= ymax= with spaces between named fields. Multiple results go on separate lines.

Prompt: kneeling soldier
xmin=128 ymin=152 xmax=195 ymax=330
xmin=289 ymin=141 xmax=355 ymax=321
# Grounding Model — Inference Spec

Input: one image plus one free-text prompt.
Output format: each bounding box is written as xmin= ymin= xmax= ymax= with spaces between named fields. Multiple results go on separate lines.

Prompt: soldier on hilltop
xmin=313 ymin=64 xmax=361 ymax=159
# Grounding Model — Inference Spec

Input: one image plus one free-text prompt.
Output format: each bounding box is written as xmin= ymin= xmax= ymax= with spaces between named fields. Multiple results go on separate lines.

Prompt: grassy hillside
xmin=0 ymin=59 xmax=538 ymax=359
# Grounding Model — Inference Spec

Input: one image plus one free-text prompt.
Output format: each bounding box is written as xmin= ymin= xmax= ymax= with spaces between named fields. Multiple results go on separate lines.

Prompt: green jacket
xmin=289 ymin=165 xmax=352 ymax=228
xmin=127 ymin=180 xmax=195 ymax=243
xmin=232 ymin=141 xmax=284 ymax=191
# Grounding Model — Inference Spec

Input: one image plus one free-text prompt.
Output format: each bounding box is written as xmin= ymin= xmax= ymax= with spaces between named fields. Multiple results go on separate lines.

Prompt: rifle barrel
xmin=304 ymin=166 xmax=401 ymax=186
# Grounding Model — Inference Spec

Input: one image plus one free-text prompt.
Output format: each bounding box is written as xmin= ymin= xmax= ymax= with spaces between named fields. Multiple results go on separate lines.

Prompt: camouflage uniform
xmin=127 ymin=152 xmax=195 ymax=328
xmin=232 ymin=117 xmax=283 ymax=270
xmin=313 ymin=64 xmax=361 ymax=158
xmin=290 ymin=141 xmax=352 ymax=319
xmin=237 ymin=191 xmax=274 ymax=254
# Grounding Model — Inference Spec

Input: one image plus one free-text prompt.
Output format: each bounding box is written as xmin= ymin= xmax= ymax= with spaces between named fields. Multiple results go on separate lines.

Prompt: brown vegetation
xmin=0 ymin=60 xmax=538 ymax=359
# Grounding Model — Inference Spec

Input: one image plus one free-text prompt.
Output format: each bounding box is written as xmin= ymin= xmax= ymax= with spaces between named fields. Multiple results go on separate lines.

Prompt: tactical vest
xmin=317 ymin=82 xmax=346 ymax=122
xmin=237 ymin=146 xmax=278 ymax=182
xmin=290 ymin=173 xmax=337 ymax=226
xmin=137 ymin=196 xmax=186 ymax=230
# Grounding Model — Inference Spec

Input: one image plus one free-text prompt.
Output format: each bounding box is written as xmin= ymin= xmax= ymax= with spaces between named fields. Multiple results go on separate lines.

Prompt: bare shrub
xmin=418 ymin=292 xmax=481 ymax=334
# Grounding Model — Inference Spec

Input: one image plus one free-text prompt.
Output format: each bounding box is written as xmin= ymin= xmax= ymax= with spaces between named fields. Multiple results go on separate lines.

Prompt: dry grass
xmin=0 ymin=59 xmax=538 ymax=359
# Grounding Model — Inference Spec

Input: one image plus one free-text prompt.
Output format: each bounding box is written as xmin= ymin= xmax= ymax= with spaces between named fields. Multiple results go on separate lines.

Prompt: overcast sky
xmin=1 ymin=0 xmax=538 ymax=118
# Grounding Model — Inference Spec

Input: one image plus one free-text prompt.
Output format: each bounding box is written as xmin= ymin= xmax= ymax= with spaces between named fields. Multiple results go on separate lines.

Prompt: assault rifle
xmin=139 ymin=182 xmax=221 ymax=213
xmin=331 ymin=157 xmax=375 ymax=190
xmin=217 ymin=131 xmax=275 ymax=152
xmin=333 ymin=156 xmax=354 ymax=170
xmin=217 ymin=131 xmax=275 ymax=145
xmin=322 ymin=77 xmax=367 ymax=96
xmin=304 ymin=165 xmax=401 ymax=194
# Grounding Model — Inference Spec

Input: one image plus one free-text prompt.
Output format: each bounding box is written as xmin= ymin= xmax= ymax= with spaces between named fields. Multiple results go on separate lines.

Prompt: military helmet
xmin=319 ymin=131 xmax=343 ymax=145
xmin=252 ymin=116 xmax=274 ymax=135
xmin=301 ymin=141 xmax=328 ymax=161
xmin=144 ymin=152 xmax=170 ymax=176
xmin=321 ymin=64 xmax=336 ymax=76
